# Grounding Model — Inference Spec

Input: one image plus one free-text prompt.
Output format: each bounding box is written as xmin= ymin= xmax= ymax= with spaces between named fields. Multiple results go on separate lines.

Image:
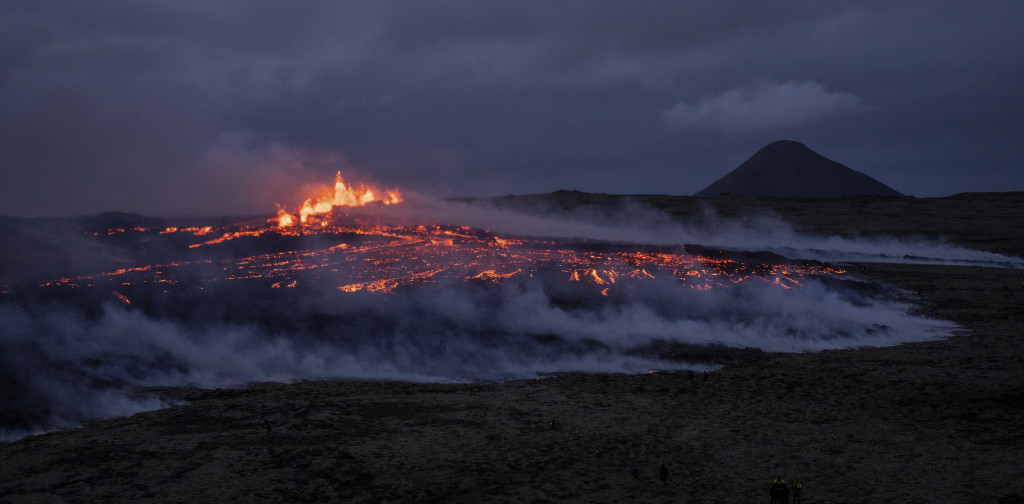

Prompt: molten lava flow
xmin=17 ymin=171 xmax=844 ymax=300
xmin=40 ymin=219 xmax=845 ymax=302
xmin=276 ymin=172 xmax=402 ymax=227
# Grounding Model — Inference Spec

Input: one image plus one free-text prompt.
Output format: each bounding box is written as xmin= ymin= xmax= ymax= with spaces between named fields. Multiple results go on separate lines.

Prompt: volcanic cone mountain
xmin=695 ymin=140 xmax=903 ymax=197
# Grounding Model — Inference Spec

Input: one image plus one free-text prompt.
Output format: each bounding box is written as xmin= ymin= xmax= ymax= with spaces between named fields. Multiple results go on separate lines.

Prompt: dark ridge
xmin=451 ymin=189 xmax=639 ymax=215
xmin=695 ymin=140 xmax=903 ymax=198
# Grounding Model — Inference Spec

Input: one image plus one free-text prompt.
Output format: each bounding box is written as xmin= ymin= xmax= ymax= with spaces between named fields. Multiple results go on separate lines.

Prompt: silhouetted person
xmin=549 ymin=418 xmax=561 ymax=431
xmin=688 ymin=370 xmax=696 ymax=380
xmin=632 ymin=462 xmax=641 ymax=480
xmin=264 ymin=419 xmax=272 ymax=436
xmin=702 ymin=370 xmax=708 ymax=382
xmin=791 ymin=480 xmax=804 ymax=504
xmin=659 ymin=463 xmax=668 ymax=485
xmin=770 ymin=477 xmax=786 ymax=504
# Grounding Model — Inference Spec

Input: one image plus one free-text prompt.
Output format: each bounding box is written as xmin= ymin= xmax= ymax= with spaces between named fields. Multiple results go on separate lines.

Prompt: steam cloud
xmin=401 ymin=199 xmax=1023 ymax=268
xmin=2 ymin=200 xmax=1007 ymax=441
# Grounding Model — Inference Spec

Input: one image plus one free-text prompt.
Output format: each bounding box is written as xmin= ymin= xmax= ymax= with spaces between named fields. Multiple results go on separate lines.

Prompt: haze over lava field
xmin=2 ymin=190 xmax=1023 ymax=503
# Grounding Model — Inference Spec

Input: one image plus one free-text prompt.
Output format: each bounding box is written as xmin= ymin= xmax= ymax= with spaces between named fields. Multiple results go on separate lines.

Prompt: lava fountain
xmin=276 ymin=172 xmax=402 ymax=227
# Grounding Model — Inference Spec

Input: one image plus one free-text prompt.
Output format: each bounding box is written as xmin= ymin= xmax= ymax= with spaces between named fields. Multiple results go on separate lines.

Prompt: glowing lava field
xmin=0 ymin=176 xmax=963 ymax=437
xmin=29 ymin=218 xmax=842 ymax=299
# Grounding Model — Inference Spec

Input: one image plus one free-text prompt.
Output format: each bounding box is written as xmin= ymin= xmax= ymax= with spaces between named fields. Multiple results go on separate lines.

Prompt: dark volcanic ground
xmin=2 ymin=193 xmax=1024 ymax=504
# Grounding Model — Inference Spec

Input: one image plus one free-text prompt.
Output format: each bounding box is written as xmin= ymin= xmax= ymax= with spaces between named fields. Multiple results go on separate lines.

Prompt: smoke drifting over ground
xmin=418 ymin=199 xmax=1023 ymax=268
xmin=1 ymin=200 xmax=995 ymax=440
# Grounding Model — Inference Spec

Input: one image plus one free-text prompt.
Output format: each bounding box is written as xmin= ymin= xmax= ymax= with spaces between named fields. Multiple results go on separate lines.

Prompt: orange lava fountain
xmin=275 ymin=172 xmax=401 ymax=227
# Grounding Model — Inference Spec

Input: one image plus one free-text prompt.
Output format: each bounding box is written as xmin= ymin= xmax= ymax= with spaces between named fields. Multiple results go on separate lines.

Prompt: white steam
xmin=3 ymin=198 xmax=1006 ymax=441
xmin=378 ymin=199 xmax=1021 ymax=268
xmin=2 ymin=271 xmax=953 ymax=441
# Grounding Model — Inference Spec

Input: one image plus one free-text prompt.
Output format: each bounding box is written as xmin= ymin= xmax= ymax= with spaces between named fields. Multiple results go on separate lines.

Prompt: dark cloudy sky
xmin=2 ymin=1 xmax=1022 ymax=217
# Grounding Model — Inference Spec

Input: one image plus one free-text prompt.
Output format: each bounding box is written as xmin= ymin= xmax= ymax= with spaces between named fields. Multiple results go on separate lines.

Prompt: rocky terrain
xmin=2 ymin=193 xmax=1023 ymax=503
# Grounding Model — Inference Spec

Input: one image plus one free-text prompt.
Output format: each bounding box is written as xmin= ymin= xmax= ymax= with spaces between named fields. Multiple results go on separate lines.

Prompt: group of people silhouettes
xmin=770 ymin=477 xmax=803 ymax=504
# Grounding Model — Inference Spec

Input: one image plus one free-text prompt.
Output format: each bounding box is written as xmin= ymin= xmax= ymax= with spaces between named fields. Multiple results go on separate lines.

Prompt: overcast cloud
xmin=1 ymin=0 xmax=1022 ymax=216
xmin=662 ymin=79 xmax=866 ymax=132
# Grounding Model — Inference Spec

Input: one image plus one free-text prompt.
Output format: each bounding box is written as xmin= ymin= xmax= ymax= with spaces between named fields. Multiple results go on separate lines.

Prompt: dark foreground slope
xmin=2 ymin=195 xmax=1024 ymax=504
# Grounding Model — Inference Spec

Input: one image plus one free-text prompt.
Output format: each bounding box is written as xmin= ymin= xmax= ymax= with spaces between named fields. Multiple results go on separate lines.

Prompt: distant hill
xmin=695 ymin=140 xmax=903 ymax=197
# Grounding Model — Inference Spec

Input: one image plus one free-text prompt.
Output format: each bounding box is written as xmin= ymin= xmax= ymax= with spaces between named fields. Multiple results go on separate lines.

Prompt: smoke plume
xmin=1 ymin=200 xmax=994 ymax=441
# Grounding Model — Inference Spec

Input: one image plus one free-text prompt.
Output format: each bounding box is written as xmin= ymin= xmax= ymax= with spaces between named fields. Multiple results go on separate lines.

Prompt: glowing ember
xmin=275 ymin=208 xmax=295 ymax=227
